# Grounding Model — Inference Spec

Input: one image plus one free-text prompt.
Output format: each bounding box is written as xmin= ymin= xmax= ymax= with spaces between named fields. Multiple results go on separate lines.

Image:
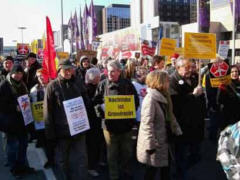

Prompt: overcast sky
xmin=0 ymin=0 xmax=130 ymax=46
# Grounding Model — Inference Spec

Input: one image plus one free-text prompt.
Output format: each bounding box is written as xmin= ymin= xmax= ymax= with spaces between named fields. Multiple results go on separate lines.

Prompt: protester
xmin=167 ymin=53 xmax=179 ymax=75
xmin=0 ymin=56 xmax=14 ymax=82
xmin=149 ymin=55 xmax=165 ymax=72
xmin=90 ymin=57 xmax=98 ymax=66
xmin=94 ymin=60 xmax=139 ymax=180
xmin=0 ymin=65 xmax=35 ymax=178
xmin=44 ymin=59 xmax=89 ymax=180
xmin=125 ymin=59 xmax=136 ymax=80
xmin=137 ymin=70 xmax=182 ymax=180
xmin=85 ymin=68 xmax=103 ymax=177
xmin=30 ymin=69 xmax=54 ymax=168
xmin=217 ymin=121 xmax=240 ymax=180
xmin=217 ymin=65 xmax=240 ymax=130
xmin=76 ymin=56 xmax=94 ymax=81
xmin=169 ymin=56 xmax=206 ymax=180
xmin=132 ymin=67 xmax=148 ymax=123
xmin=24 ymin=52 xmax=42 ymax=90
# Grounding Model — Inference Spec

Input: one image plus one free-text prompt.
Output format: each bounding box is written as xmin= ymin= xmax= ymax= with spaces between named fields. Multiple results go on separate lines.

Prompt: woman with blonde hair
xmin=125 ymin=58 xmax=136 ymax=80
xmin=137 ymin=70 xmax=182 ymax=180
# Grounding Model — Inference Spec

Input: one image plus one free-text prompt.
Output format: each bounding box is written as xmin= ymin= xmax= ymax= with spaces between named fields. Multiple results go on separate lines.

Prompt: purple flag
xmin=68 ymin=14 xmax=74 ymax=53
xmin=83 ymin=4 xmax=90 ymax=49
xmin=73 ymin=11 xmax=80 ymax=51
xmin=79 ymin=6 xmax=85 ymax=50
xmin=199 ymin=0 xmax=210 ymax=33
xmin=89 ymin=0 xmax=97 ymax=44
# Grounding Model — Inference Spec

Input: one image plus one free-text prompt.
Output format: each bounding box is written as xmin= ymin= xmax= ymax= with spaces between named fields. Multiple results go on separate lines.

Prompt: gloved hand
xmin=146 ymin=149 xmax=156 ymax=155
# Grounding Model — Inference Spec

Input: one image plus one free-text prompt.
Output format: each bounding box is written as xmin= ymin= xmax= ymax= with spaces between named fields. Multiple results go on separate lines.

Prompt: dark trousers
xmin=175 ymin=142 xmax=201 ymax=180
xmin=144 ymin=165 xmax=170 ymax=180
xmin=54 ymin=135 xmax=88 ymax=180
xmin=6 ymin=133 xmax=28 ymax=170
xmin=86 ymin=128 xmax=104 ymax=170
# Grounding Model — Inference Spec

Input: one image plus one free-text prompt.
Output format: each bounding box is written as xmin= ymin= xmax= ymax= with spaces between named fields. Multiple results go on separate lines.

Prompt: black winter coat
xmin=217 ymin=80 xmax=240 ymax=129
xmin=44 ymin=75 xmax=90 ymax=140
xmin=0 ymin=76 xmax=28 ymax=135
xmin=94 ymin=78 xmax=139 ymax=134
xmin=170 ymin=71 xmax=206 ymax=143
xmin=24 ymin=61 xmax=42 ymax=90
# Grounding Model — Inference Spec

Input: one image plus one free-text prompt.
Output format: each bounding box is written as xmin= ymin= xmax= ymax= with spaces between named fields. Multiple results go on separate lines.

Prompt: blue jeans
xmin=6 ymin=134 xmax=28 ymax=170
xmin=175 ymin=142 xmax=201 ymax=180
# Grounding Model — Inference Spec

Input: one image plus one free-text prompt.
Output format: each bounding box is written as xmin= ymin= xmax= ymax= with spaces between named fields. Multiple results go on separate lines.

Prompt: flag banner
xmin=184 ymin=32 xmax=216 ymax=59
xmin=73 ymin=11 xmax=80 ymax=51
xmin=199 ymin=0 xmax=210 ymax=33
xmin=208 ymin=59 xmax=231 ymax=87
xmin=42 ymin=16 xmax=57 ymax=81
xmin=79 ymin=6 xmax=85 ymax=49
xmin=89 ymin=0 xmax=97 ymax=46
xmin=229 ymin=0 xmax=240 ymax=32
xmin=141 ymin=39 xmax=157 ymax=57
xmin=83 ymin=4 xmax=90 ymax=49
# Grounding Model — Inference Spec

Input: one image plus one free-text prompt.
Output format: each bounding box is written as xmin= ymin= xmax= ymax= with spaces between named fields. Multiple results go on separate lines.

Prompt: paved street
xmin=0 ymin=132 xmax=227 ymax=180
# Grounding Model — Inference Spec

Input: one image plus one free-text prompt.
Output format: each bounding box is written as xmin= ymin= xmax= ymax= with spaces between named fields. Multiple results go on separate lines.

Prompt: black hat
xmin=27 ymin=52 xmax=37 ymax=59
xmin=10 ymin=65 xmax=24 ymax=75
xmin=59 ymin=59 xmax=74 ymax=70
xmin=4 ymin=56 xmax=14 ymax=62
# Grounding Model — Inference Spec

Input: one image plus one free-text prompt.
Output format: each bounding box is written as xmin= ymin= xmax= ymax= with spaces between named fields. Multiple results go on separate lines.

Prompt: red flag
xmin=42 ymin=16 xmax=57 ymax=81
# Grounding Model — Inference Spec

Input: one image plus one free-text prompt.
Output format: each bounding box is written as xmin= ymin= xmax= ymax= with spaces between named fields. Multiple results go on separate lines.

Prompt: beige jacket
xmin=137 ymin=88 xmax=182 ymax=167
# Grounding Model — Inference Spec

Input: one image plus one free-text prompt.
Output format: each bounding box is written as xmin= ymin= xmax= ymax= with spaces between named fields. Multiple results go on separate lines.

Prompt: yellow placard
xmin=31 ymin=101 xmax=44 ymax=123
xmin=57 ymin=52 xmax=70 ymax=60
xmin=159 ymin=38 xmax=177 ymax=56
xmin=184 ymin=32 xmax=216 ymax=59
xmin=210 ymin=75 xmax=231 ymax=88
xmin=175 ymin=47 xmax=184 ymax=56
xmin=104 ymin=95 xmax=136 ymax=119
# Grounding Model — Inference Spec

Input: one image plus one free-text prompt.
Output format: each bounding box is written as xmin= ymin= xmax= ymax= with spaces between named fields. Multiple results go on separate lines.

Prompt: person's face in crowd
xmin=60 ymin=68 xmax=74 ymax=80
xmin=171 ymin=59 xmax=176 ymax=67
xmin=3 ymin=60 xmax=13 ymax=72
xmin=82 ymin=59 xmax=90 ymax=69
xmin=231 ymin=67 xmax=239 ymax=80
xmin=91 ymin=75 xmax=100 ymax=85
xmin=108 ymin=66 xmax=121 ymax=82
xmin=37 ymin=73 xmax=48 ymax=86
xmin=155 ymin=61 xmax=165 ymax=70
xmin=177 ymin=60 xmax=191 ymax=78
xmin=164 ymin=76 xmax=170 ymax=91
xmin=28 ymin=57 xmax=36 ymax=67
xmin=11 ymin=72 xmax=23 ymax=82
xmin=137 ymin=70 xmax=147 ymax=84
xmin=189 ymin=62 xmax=197 ymax=74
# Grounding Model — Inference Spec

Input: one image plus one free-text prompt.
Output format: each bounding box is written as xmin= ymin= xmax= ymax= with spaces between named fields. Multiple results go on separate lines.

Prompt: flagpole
xmin=232 ymin=0 xmax=236 ymax=64
xmin=61 ymin=0 xmax=64 ymax=51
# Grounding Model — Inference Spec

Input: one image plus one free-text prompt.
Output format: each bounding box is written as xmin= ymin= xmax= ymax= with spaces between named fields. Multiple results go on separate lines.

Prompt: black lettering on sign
xmin=118 ymin=105 xmax=124 ymax=109
xmin=34 ymin=103 xmax=43 ymax=110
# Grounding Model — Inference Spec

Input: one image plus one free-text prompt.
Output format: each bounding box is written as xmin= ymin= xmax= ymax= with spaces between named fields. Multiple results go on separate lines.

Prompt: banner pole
xmin=198 ymin=59 xmax=202 ymax=87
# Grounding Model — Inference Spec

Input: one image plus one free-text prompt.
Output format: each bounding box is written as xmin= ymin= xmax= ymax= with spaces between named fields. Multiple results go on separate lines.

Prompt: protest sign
xmin=159 ymin=38 xmax=177 ymax=56
xmin=184 ymin=32 xmax=216 ymax=59
xmin=104 ymin=95 xmax=136 ymax=119
xmin=218 ymin=40 xmax=230 ymax=59
xmin=208 ymin=60 xmax=231 ymax=87
xmin=17 ymin=95 xmax=34 ymax=126
xmin=57 ymin=52 xmax=70 ymax=60
xmin=175 ymin=47 xmax=184 ymax=56
xmin=31 ymin=101 xmax=44 ymax=130
xmin=63 ymin=97 xmax=90 ymax=136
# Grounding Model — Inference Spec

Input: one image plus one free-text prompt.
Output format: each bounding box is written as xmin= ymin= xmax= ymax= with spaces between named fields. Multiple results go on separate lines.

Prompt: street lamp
xmin=61 ymin=0 xmax=64 ymax=51
xmin=18 ymin=27 xmax=27 ymax=44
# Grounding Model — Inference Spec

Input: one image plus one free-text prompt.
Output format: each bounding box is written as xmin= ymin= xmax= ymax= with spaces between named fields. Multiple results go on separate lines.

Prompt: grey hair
xmin=107 ymin=60 xmax=122 ymax=70
xmin=85 ymin=68 xmax=101 ymax=84
xmin=175 ymin=56 xmax=189 ymax=67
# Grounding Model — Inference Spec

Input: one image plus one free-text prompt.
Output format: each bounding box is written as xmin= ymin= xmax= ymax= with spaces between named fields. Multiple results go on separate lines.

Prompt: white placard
xmin=63 ymin=97 xmax=90 ymax=136
xmin=218 ymin=40 xmax=230 ymax=59
xmin=17 ymin=94 xmax=34 ymax=126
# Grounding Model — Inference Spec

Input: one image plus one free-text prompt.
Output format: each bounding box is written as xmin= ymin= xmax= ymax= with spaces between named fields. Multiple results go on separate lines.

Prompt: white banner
xmin=63 ymin=97 xmax=90 ymax=136
xmin=17 ymin=94 xmax=34 ymax=126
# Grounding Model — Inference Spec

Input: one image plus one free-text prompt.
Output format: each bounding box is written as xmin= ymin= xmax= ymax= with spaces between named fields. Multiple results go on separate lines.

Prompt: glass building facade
xmin=103 ymin=4 xmax=130 ymax=33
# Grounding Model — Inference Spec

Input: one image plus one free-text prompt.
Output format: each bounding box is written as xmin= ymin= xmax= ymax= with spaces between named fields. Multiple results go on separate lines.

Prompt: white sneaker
xmin=88 ymin=170 xmax=99 ymax=177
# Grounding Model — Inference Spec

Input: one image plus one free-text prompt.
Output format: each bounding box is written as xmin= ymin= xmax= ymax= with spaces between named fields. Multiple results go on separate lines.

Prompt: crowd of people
xmin=0 ymin=52 xmax=239 ymax=180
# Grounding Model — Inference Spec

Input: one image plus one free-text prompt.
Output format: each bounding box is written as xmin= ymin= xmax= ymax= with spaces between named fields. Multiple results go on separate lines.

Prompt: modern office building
xmin=102 ymin=4 xmax=130 ymax=33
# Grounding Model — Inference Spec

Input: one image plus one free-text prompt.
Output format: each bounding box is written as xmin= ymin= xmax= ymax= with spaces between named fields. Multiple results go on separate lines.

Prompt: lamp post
xmin=18 ymin=27 xmax=27 ymax=44
xmin=61 ymin=0 xmax=64 ymax=51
